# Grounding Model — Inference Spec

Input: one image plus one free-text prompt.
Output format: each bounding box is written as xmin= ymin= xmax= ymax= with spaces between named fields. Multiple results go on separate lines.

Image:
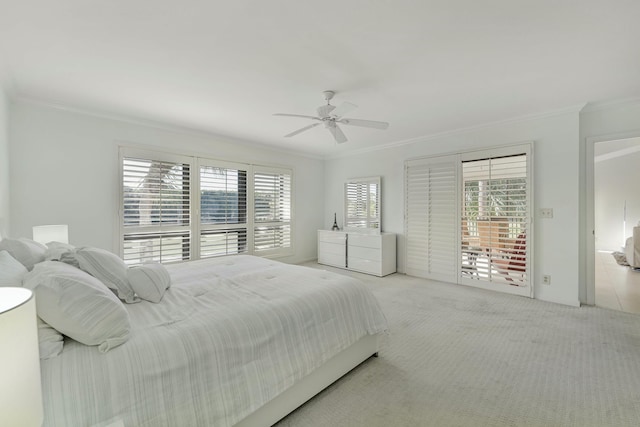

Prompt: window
xmin=344 ymin=178 xmax=380 ymax=230
xmin=121 ymin=153 xmax=192 ymax=265
xmin=120 ymin=148 xmax=293 ymax=265
xmin=253 ymin=168 xmax=292 ymax=255
xmin=461 ymin=154 xmax=529 ymax=287
xmin=199 ymin=161 xmax=248 ymax=258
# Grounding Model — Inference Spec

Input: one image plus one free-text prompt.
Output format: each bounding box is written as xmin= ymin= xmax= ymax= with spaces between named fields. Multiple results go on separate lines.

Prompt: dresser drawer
xmin=348 ymin=257 xmax=381 ymax=275
xmin=349 ymin=245 xmax=381 ymax=261
xmin=318 ymin=230 xmax=347 ymax=244
xmin=348 ymin=233 xmax=381 ymax=249
xmin=318 ymin=252 xmax=346 ymax=268
xmin=319 ymin=241 xmax=345 ymax=256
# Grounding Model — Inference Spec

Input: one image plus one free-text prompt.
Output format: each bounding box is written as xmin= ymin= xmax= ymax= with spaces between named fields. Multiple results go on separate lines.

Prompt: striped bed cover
xmin=40 ymin=255 xmax=388 ymax=426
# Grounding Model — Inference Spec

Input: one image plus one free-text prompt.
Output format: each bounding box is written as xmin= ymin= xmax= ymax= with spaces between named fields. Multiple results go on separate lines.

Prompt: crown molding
xmin=10 ymin=95 xmax=325 ymax=161
xmin=580 ymin=97 xmax=640 ymax=114
xmin=327 ymin=103 xmax=586 ymax=160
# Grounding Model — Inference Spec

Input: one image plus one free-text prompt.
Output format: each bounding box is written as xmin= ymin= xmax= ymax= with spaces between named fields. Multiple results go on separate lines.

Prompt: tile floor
xmin=595 ymin=250 xmax=640 ymax=314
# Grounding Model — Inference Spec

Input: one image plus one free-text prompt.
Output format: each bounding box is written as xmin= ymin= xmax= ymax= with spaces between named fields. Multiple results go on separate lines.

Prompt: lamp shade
xmin=32 ymin=224 xmax=68 ymax=245
xmin=0 ymin=288 xmax=44 ymax=426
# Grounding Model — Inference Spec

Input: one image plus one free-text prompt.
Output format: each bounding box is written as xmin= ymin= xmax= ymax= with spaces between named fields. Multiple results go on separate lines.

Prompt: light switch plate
xmin=540 ymin=208 xmax=553 ymax=219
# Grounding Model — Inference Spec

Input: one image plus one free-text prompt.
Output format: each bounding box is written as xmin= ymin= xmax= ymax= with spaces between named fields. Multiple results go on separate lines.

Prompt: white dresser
xmin=317 ymin=230 xmax=396 ymax=277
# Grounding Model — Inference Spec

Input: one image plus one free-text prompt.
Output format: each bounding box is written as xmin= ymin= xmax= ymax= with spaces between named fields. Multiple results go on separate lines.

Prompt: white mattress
xmin=40 ymin=255 xmax=388 ymax=427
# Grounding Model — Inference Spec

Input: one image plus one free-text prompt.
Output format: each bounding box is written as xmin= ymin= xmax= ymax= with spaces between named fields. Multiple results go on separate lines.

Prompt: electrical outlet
xmin=540 ymin=208 xmax=554 ymax=219
xmin=542 ymin=275 xmax=551 ymax=285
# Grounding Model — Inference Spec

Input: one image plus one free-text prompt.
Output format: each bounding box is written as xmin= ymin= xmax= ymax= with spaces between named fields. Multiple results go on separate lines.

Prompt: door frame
xmin=584 ymin=130 xmax=640 ymax=305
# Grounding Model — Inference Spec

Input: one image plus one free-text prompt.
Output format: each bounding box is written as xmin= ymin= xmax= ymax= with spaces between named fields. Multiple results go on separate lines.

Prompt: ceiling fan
xmin=274 ymin=91 xmax=389 ymax=144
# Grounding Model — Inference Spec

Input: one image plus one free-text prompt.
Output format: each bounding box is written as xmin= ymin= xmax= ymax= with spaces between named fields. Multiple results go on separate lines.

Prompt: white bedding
xmin=40 ymin=255 xmax=388 ymax=427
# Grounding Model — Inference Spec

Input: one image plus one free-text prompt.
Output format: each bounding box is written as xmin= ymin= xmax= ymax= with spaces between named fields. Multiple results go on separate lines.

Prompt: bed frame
xmin=235 ymin=334 xmax=379 ymax=427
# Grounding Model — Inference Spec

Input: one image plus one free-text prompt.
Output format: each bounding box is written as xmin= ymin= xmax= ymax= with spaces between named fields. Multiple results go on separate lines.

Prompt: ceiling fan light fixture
xmin=323 ymin=90 xmax=335 ymax=103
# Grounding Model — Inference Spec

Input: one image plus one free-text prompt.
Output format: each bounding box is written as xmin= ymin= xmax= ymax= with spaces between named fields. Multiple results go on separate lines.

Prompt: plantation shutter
xmin=198 ymin=160 xmax=248 ymax=258
xmin=121 ymin=148 xmax=295 ymax=263
xmin=253 ymin=167 xmax=292 ymax=255
xmin=121 ymin=151 xmax=192 ymax=265
xmin=345 ymin=180 xmax=380 ymax=229
xmin=460 ymin=148 xmax=531 ymax=296
xmin=405 ymin=155 xmax=458 ymax=282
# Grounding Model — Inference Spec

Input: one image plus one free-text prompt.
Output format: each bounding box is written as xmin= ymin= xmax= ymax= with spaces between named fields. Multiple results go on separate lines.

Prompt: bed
xmin=625 ymin=226 xmax=640 ymax=268
xmin=29 ymin=254 xmax=387 ymax=427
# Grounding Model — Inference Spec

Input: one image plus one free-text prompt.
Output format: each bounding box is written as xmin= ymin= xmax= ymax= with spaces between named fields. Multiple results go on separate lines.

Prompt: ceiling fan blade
xmin=274 ymin=113 xmax=321 ymax=121
xmin=284 ymin=122 xmax=321 ymax=138
xmin=337 ymin=118 xmax=389 ymax=130
xmin=316 ymin=104 xmax=336 ymax=118
xmin=329 ymin=102 xmax=357 ymax=118
xmin=327 ymin=124 xmax=348 ymax=144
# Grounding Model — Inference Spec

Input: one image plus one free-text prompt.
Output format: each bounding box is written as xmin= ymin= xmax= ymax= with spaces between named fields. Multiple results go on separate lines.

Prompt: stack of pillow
xmin=0 ymin=237 xmax=171 ymax=359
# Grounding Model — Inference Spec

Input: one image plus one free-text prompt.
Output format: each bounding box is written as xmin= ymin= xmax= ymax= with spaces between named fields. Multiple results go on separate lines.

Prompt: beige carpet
xmin=275 ymin=264 xmax=640 ymax=427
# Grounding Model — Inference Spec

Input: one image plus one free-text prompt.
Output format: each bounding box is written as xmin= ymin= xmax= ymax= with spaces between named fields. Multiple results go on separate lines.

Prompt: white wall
xmin=325 ymin=110 xmax=581 ymax=307
xmin=12 ymin=96 xmax=640 ymax=306
xmin=9 ymin=100 xmax=325 ymax=264
xmin=594 ymin=149 xmax=640 ymax=251
xmin=0 ymin=86 xmax=9 ymax=238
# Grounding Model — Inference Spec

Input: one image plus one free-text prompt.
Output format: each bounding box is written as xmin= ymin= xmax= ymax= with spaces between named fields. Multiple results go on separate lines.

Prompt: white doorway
xmin=592 ymin=137 xmax=640 ymax=313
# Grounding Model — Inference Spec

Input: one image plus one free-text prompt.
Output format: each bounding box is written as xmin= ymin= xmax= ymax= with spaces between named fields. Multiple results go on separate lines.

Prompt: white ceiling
xmin=1 ymin=1 xmax=639 ymax=157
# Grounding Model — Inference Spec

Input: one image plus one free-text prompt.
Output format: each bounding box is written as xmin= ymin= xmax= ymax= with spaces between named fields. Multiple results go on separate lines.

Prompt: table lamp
xmin=32 ymin=224 xmax=69 ymax=245
xmin=0 ymin=287 xmax=43 ymax=426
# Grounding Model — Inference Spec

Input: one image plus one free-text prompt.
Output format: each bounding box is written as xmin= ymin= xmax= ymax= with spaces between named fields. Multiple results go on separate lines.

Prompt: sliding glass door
xmin=405 ymin=144 xmax=532 ymax=297
xmin=459 ymin=147 xmax=531 ymax=296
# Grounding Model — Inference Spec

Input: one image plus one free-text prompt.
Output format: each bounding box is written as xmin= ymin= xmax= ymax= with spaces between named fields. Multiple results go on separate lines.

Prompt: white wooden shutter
xmin=198 ymin=160 xmax=249 ymax=258
xmin=345 ymin=180 xmax=380 ymax=229
xmin=460 ymin=146 xmax=531 ymax=296
xmin=405 ymin=155 xmax=458 ymax=282
xmin=121 ymin=150 xmax=192 ymax=265
xmin=121 ymin=147 xmax=296 ymax=263
xmin=253 ymin=167 xmax=292 ymax=256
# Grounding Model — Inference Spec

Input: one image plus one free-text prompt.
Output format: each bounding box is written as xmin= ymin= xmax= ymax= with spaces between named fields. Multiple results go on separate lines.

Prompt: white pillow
xmin=37 ymin=317 xmax=64 ymax=359
xmin=0 ymin=238 xmax=46 ymax=270
xmin=23 ymin=261 xmax=130 ymax=353
xmin=63 ymin=247 xmax=138 ymax=303
xmin=0 ymin=250 xmax=29 ymax=286
xmin=127 ymin=263 xmax=171 ymax=303
xmin=44 ymin=241 xmax=75 ymax=261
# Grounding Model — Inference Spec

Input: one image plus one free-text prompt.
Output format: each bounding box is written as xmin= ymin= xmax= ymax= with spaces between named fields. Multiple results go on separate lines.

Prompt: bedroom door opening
xmin=592 ymin=136 xmax=640 ymax=314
